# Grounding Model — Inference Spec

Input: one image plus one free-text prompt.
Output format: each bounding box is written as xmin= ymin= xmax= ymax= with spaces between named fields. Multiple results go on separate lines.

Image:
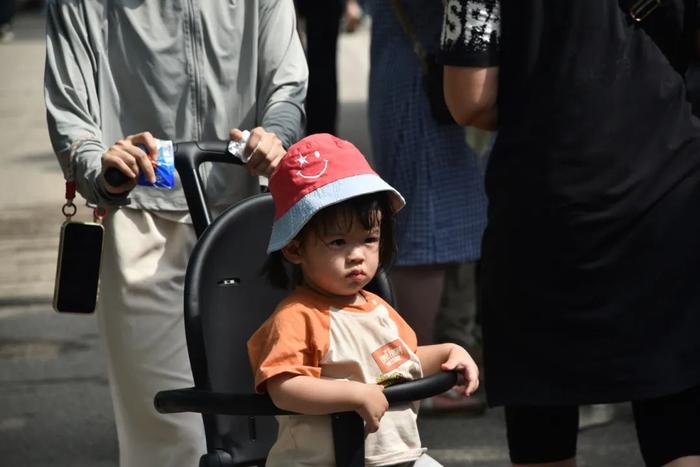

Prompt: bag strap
xmin=682 ymin=0 xmax=698 ymax=59
xmin=623 ymin=0 xmax=698 ymax=61
xmin=389 ymin=0 xmax=429 ymax=72
xmin=625 ymin=0 xmax=663 ymax=23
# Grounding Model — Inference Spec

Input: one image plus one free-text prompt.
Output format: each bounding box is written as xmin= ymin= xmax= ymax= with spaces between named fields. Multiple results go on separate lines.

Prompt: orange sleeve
xmin=366 ymin=291 xmax=419 ymax=352
xmin=247 ymin=299 xmax=330 ymax=393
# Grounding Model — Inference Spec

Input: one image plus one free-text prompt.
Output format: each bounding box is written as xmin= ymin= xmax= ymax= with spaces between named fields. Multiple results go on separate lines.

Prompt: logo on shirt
xmin=372 ymin=339 xmax=410 ymax=373
xmin=442 ymin=0 xmax=501 ymax=52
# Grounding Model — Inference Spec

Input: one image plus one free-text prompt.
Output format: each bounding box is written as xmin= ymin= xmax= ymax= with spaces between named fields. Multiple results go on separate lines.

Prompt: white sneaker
xmin=578 ymin=403 xmax=616 ymax=431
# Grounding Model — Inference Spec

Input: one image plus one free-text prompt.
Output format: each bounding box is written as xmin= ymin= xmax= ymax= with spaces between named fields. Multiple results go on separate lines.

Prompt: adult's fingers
xmin=123 ymin=143 xmax=156 ymax=184
xmin=247 ymin=129 xmax=285 ymax=177
xmin=230 ymin=128 xmax=246 ymax=142
xmin=125 ymin=132 xmax=158 ymax=184
xmin=101 ymin=147 xmax=138 ymax=193
xmin=248 ymin=138 xmax=273 ymax=175
xmin=127 ymin=131 xmax=158 ymax=158
xmin=244 ymin=128 xmax=268 ymax=160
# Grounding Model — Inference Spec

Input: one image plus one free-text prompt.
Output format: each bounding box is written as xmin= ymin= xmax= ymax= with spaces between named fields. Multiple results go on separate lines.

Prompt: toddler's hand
xmin=353 ymin=383 xmax=389 ymax=434
xmin=441 ymin=345 xmax=480 ymax=397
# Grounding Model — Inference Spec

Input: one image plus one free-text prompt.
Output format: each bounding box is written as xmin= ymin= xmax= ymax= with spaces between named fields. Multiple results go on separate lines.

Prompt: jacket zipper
xmin=187 ymin=0 xmax=202 ymax=140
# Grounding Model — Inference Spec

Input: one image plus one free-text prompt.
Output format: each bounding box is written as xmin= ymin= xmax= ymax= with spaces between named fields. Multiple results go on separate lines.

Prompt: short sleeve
xmin=247 ymin=302 xmax=329 ymax=393
xmin=438 ymin=0 xmax=501 ymax=67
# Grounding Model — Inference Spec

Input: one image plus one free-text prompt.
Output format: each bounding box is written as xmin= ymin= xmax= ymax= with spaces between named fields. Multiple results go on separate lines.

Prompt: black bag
xmin=422 ymin=53 xmax=456 ymax=125
xmin=391 ymin=0 xmax=456 ymax=126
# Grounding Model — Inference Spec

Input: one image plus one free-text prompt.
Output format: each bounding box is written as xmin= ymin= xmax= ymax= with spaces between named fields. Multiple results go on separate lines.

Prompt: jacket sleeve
xmin=256 ymin=0 xmax=308 ymax=149
xmin=44 ymin=0 xmax=125 ymax=206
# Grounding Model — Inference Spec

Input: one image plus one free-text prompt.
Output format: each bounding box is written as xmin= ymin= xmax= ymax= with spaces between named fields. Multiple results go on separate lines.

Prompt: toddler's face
xmin=291 ymin=215 xmax=381 ymax=301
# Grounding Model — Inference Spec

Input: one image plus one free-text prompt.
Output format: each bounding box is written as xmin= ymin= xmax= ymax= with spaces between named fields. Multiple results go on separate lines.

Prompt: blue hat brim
xmin=267 ymin=173 xmax=405 ymax=253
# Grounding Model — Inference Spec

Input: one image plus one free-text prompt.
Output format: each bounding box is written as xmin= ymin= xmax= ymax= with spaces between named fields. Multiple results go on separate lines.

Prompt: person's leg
xmin=0 ymin=0 xmax=15 ymax=25
xmin=0 ymin=0 xmax=16 ymax=42
xmin=434 ymin=261 xmax=481 ymax=354
xmin=505 ymin=405 xmax=579 ymax=467
xmin=391 ymin=265 xmax=446 ymax=345
xmin=98 ymin=209 xmax=206 ymax=467
xmin=427 ymin=261 xmax=486 ymax=413
xmin=295 ymin=0 xmax=344 ymax=135
xmin=395 ymin=265 xmax=485 ymax=413
xmin=633 ymin=385 xmax=700 ymax=467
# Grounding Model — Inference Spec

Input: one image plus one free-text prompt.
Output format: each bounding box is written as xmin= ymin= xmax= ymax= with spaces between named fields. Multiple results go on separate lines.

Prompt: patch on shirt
xmin=372 ymin=339 xmax=410 ymax=373
xmin=441 ymin=0 xmax=501 ymax=53
xmin=376 ymin=372 xmax=411 ymax=387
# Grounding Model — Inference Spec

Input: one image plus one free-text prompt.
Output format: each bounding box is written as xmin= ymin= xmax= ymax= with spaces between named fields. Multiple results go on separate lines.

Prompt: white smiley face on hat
xmin=295 ymin=150 xmax=328 ymax=180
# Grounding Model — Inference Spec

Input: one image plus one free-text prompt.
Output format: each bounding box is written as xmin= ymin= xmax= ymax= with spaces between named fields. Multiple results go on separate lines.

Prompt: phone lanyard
xmin=62 ymin=181 xmax=108 ymax=223
xmin=62 ymin=181 xmax=77 ymax=220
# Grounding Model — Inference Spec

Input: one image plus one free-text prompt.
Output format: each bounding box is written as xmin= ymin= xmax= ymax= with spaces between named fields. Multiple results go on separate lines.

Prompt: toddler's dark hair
xmin=263 ymin=191 xmax=397 ymax=289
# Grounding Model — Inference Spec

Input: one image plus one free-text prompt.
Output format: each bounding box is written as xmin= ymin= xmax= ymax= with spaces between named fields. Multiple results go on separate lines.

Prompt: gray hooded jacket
xmin=45 ymin=0 xmax=308 ymax=212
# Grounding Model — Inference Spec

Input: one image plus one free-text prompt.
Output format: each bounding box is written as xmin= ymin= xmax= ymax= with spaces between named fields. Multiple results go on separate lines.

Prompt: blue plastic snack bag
xmin=137 ymin=139 xmax=175 ymax=189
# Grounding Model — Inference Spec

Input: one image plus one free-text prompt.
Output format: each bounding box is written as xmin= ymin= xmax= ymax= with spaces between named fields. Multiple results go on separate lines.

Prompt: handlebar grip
xmin=104 ymin=167 xmax=131 ymax=187
xmin=384 ymin=371 xmax=458 ymax=404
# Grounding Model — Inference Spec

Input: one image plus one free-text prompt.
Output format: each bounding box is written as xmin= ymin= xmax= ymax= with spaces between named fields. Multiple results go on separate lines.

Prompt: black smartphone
xmin=53 ymin=222 xmax=104 ymax=313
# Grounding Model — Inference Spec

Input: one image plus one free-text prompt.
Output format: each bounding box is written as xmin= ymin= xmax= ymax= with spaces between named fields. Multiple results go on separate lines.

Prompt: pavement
xmin=0 ymin=10 xmax=645 ymax=467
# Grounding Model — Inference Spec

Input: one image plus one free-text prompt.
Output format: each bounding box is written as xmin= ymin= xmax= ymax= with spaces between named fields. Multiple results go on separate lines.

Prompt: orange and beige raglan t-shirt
xmin=247 ymin=286 xmax=426 ymax=467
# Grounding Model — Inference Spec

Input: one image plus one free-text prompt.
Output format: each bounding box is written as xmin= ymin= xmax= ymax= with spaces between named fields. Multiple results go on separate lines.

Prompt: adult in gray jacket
xmin=44 ymin=1 xmax=308 ymax=466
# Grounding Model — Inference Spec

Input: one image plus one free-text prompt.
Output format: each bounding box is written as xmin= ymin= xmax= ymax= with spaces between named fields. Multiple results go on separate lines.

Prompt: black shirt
xmin=440 ymin=0 xmax=700 ymax=406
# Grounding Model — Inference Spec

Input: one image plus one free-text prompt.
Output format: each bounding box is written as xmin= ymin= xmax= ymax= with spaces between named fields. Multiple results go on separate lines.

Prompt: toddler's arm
xmin=416 ymin=343 xmax=480 ymax=396
xmin=266 ymin=374 xmax=389 ymax=433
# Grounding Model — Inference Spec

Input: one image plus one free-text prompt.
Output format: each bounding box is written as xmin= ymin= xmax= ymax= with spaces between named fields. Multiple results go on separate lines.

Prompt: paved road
xmin=0 ymin=10 xmax=644 ymax=467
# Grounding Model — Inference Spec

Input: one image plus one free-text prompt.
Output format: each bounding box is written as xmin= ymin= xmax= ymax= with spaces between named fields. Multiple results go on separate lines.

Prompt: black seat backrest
xmin=169 ymin=142 xmax=396 ymax=465
xmin=185 ymin=190 xmax=396 ymax=466
xmin=185 ymin=193 xmax=286 ymax=465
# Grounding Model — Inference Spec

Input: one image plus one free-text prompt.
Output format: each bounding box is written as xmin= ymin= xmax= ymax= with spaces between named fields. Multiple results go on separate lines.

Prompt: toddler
xmin=248 ymin=133 xmax=480 ymax=467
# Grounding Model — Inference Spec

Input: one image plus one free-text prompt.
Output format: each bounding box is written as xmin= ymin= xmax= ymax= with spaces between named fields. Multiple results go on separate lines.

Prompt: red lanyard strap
xmin=62 ymin=181 xmax=109 ymax=222
xmin=65 ymin=180 xmax=76 ymax=201
xmin=62 ymin=181 xmax=77 ymax=218
xmin=93 ymin=206 xmax=107 ymax=223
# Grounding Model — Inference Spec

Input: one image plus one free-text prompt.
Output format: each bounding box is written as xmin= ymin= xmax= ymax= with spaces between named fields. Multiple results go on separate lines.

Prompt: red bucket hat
xmin=267 ymin=133 xmax=405 ymax=253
